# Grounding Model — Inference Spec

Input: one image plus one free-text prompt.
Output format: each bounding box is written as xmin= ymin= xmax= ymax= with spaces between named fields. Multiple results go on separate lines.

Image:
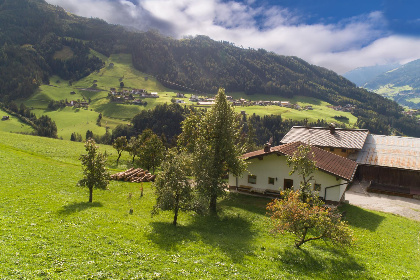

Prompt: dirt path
xmin=345 ymin=181 xmax=420 ymax=222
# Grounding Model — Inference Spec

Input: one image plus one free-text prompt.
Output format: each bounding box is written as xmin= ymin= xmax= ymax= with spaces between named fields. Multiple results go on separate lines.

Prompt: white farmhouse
xmin=228 ymin=142 xmax=358 ymax=203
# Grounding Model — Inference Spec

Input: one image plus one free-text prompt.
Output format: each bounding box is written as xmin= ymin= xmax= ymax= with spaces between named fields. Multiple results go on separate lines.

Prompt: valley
xmin=2 ymin=53 xmax=357 ymax=140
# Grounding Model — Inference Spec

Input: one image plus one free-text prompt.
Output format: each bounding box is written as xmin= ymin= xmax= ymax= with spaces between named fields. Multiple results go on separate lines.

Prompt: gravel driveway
xmin=345 ymin=181 xmax=420 ymax=222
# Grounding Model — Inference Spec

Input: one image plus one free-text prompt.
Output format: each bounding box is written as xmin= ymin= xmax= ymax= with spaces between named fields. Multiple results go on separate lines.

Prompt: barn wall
xmin=357 ymin=165 xmax=420 ymax=188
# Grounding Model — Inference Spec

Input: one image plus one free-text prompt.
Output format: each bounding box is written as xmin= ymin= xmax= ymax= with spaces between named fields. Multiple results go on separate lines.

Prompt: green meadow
xmin=231 ymin=94 xmax=357 ymax=126
xmin=0 ymin=109 xmax=34 ymax=134
xmin=0 ymin=131 xmax=419 ymax=279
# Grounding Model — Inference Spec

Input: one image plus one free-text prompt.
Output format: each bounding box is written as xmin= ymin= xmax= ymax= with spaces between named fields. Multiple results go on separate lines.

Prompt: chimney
xmin=264 ymin=143 xmax=271 ymax=153
xmin=329 ymin=123 xmax=336 ymax=134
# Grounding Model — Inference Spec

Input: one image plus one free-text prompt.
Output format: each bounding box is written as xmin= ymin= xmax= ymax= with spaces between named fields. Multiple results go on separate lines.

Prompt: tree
xmin=112 ymin=136 xmax=128 ymax=165
xmin=267 ymin=190 xmax=354 ymax=249
xmin=127 ymin=136 xmax=141 ymax=163
xmin=287 ymin=143 xmax=317 ymax=201
xmin=86 ymin=130 xmax=94 ymax=140
xmin=78 ymin=139 xmax=110 ymax=203
xmin=34 ymin=115 xmax=58 ymax=138
xmin=120 ymin=81 xmax=124 ymax=88
xmin=96 ymin=113 xmax=102 ymax=126
xmin=138 ymin=129 xmax=165 ymax=173
xmin=180 ymin=88 xmax=246 ymax=214
xmin=152 ymin=151 xmax=194 ymax=225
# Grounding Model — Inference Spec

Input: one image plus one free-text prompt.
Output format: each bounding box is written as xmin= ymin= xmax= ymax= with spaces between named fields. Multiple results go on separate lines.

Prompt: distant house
xmin=175 ymin=99 xmax=185 ymax=104
xmin=228 ymin=142 xmax=358 ymax=203
xmin=197 ymin=101 xmax=215 ymax=105
xmin=280 ymin=125 xmax=369 ymax=158
xmin=2 ymin=116 xmax=10 ymax=120
xmin=280 ymin=101 xmax=291 ymax=107
xmin=176 ymin=92 xmax=185 ymax=98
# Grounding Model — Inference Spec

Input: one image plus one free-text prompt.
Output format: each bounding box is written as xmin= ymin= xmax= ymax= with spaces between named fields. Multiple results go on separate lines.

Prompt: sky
xmin=45 ymin=0 xmax=420 ymax=74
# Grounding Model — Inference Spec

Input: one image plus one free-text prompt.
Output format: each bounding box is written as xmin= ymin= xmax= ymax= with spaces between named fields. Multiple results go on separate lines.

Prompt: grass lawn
xmin=0 ymin=131 xmax=419 ymax=279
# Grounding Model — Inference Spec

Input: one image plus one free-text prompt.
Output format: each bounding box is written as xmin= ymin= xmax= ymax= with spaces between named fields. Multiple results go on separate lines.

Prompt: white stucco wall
xmin=228 ymin=153 xmax=349 ymax=202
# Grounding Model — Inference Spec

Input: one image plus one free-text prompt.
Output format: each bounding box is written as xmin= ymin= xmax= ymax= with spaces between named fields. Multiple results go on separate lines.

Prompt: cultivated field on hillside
xmin=0 ymin=132 xmax=419 ymax=279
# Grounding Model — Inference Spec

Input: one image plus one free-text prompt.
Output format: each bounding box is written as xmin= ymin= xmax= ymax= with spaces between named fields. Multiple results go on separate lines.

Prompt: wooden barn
xmin=355 ymin=134 xmax=420 ymax=196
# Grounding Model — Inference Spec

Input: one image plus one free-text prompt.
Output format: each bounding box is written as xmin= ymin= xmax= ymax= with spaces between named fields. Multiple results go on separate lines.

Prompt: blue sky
xmin=45 ymin=0 xmax=420 ymax=74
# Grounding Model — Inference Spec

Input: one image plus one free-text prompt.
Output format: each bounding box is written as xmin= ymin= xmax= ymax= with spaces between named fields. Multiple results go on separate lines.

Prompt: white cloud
xmin=45 ymin=0 xmax=420 ymax=74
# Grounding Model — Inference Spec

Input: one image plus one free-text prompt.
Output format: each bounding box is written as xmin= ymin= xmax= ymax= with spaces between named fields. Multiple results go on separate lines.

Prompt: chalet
xmin=2 ymin=116 xmax=10 ymax=120
xmin=197 ymin=101 xmax=215 ymax=105
xmin=355 ymin=134 xmax=420 ymax=196
xmin=280 ymin=125 xmax=369 ymax=158
xmin=228 ymin=142 xmax=358 ymax=203
xmin=175 ymin=99 xmax=185 ymax=104
xmin=280 ymin=101 xmax=291 ymax=107
xmin=176 ymin=92 xmax=185 ymax=98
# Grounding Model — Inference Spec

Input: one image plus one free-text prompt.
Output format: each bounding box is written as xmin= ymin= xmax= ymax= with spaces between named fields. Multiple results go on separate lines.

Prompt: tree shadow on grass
xmin=148 ymin=213 xmax=256 ymax=263
xmin=219 ymin=192 xmax=272 ymax=215
xmin=58 ymin=201 xmax=103 ymax=215
xmin=339 ymin=204 xmax=385 ymax=231
xmin=277 ymin=245 xmax=372 ymax=280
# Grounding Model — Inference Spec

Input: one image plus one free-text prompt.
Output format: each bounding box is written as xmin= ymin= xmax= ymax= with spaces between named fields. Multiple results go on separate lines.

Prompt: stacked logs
xmin=111 ymin=168 xmax=156 ymax=182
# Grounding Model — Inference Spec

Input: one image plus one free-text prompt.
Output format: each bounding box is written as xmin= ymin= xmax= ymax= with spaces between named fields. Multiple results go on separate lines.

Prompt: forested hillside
xmin=365 ymin=59 xmax=420 ymax=90
xmin=0 ymin=0 xmax=419 ymax=136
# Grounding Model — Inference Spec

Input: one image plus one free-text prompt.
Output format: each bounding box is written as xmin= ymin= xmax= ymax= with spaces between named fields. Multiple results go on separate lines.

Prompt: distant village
xmin=106 ymin=87 xmax=363 ymax=113
xmin=108 ymin=88 xmax=158 ymax=105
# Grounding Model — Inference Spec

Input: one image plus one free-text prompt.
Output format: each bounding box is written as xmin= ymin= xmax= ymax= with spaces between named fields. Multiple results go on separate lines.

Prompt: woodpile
xmin=111 ymin=168 xmax=156 ymax=182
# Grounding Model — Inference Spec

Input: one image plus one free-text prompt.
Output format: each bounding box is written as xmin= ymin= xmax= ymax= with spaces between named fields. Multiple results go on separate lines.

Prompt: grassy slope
xmin=0 ymin=109 xmax=34 ymax=134
xmin=230 ymin=93 xmax=357 ymax=125
xmin=0 ymin=131 xmax=419 ymax=279
xmin=12 ymin=53 xmax=358 ymax=139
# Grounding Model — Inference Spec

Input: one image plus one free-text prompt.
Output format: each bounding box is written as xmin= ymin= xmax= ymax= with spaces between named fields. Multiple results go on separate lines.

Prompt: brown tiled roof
xmin=356 ymin=134 xmax=420 ymax=171
xmin=243 ymin=142 xmax=358 ymax=181
xmin=280 ymin=126 xmax=369 ymax=150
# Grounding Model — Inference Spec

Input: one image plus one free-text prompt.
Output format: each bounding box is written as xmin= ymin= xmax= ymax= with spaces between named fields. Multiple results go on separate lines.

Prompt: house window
xmin=341 ymin=149 xmax=347 ymax=153
xmin=248 ymin=175 xmax=257 ymax=184
xmin=329 ymin=147 xmax=334 ymax=152
xmin=314 ymin=183 xmax=321 ymax=191
xmin=284 ymin=179 xmax=293 ymax=190
xmin=268 ymin=177 xmax=275 ymax=185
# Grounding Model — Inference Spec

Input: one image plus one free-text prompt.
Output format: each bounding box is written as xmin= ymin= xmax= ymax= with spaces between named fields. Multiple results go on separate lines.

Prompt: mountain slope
xmin=343 ymin=63 xmax=400 ymax=87
xmin=365 ymin=59 xmax=420 ymax=90
xmin=0 ymin=0 xmax=419 ymax=137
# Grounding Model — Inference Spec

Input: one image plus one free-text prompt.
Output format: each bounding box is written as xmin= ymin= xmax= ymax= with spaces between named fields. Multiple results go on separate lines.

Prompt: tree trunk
xmin=209 ymin=194 xmax=217 ymax=214
xmin=116 ymin=152 xmax=121 ymax=165
xmin=89 ymin=187 xmax=93 ymax=203
xmin=173 ymin=207 xmax=178 ymax=226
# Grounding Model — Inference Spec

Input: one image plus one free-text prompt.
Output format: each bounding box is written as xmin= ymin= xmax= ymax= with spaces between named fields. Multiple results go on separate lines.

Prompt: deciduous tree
xmin=287 ymin=143 xmax=317 ymax=201
xmin=112 ymin=136 xmax=128 ymax=165
xmin=78 ymin=139 xmax=110 ymax=203
xmin=152 ymin=150 xmax=193 ymax=225
xmin=267 ymin=190 xmax=354 ymax=249
xmin=138 ymin=129 xmax=165 ymax=173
